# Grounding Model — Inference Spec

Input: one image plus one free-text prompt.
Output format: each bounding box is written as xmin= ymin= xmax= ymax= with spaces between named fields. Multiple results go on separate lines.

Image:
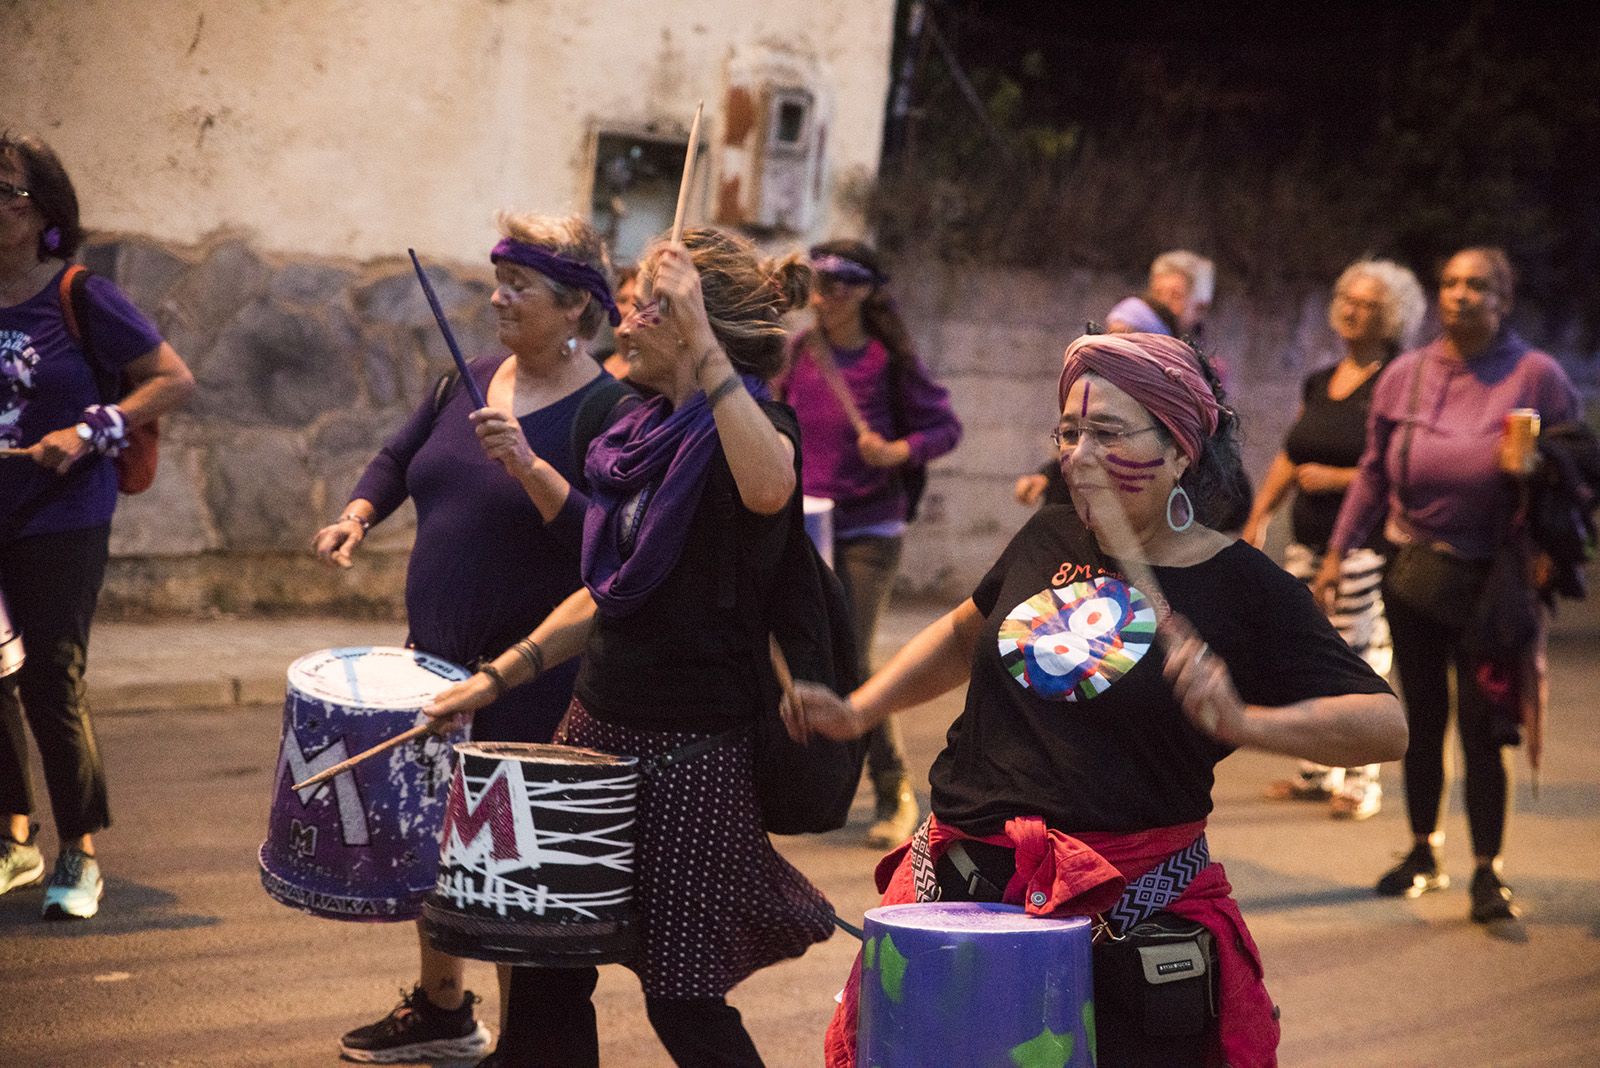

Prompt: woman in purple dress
xmin=312 ymin=212 xmax=625 ymax=1063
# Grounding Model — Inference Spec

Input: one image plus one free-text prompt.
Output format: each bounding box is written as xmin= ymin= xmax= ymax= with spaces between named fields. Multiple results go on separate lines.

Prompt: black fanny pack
xmin=933 ymin=835 xmax=1217 ymax=1064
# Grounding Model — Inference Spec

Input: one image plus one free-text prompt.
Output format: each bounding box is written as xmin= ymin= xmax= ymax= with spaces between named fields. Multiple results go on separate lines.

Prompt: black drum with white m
xmin=421 ymin=742 xmax=639 ymax=966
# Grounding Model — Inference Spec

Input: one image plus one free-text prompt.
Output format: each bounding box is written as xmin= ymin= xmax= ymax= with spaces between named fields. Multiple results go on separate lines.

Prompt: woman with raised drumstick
xmin=786 ymin=333 xmax=1406 ymax=1068
xmin=1312 ymin=247 xmax=1581 ymax=927
xmin=0 ymin=132 xmax=194 ymax=921
xmin=425 ymin=227 xmax=834 ymax=1067
xmin=312 ymin=212 xmax=628 ymax=1064
xmin=781 ymin=239 xmax=962 ymax=848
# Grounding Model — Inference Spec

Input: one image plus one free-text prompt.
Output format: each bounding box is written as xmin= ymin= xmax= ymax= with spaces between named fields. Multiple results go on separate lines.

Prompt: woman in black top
xmin=1243 ymin=260 xmax=1425 ymax=820
xmin=788 ymin=332 xmax=1405 ymax=1068
xmin=425 ymin=228 xmax=832 ymax=1068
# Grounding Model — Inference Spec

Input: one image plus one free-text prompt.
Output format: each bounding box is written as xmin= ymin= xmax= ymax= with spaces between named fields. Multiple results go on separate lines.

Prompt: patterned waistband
xmin=1103 ymin=833 xmax=1210 ymax=934
xmin=907 ymin=818 xmax=1210 ymax=934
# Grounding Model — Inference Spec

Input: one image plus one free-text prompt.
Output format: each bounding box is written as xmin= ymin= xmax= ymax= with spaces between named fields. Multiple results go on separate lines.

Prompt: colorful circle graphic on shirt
xmin=997 ymin=576 xmax=1156 ymax=701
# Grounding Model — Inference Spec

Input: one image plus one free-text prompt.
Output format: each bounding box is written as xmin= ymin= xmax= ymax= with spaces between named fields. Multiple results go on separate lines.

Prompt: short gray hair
xmin=1329 ymin=259 xmax=1427 ymax=349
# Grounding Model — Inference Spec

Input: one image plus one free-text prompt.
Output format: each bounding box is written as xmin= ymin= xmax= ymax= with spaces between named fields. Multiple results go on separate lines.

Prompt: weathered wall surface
xmin=2 ymin=0 xmax=895 ymax=262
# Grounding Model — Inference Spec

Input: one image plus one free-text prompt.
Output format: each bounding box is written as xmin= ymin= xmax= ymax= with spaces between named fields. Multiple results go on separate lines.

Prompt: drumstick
xmin=804 ymin=330 xmax=872 ymax=437
xmin=0 ymin=447 xmax=29 ymax=458
xmin=768 ymin=634 xmax=801 ymax=714
xmin=291 ymin=722 xmax=434 ymax=791
xmin=670 ymin=101 xmax=704 ymax=245
xmin=408 ymin=249 xmax=489 ymax=410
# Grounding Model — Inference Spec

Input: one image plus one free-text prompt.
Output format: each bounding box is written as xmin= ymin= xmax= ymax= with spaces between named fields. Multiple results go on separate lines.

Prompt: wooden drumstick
xmin=670 ymin=101 xmax=704 ymax=245
xmin=0 ymin=447 xmax=29 ymax=458
xmin=291 ymin=722 xmax=434 ymax=791
xmin=768 ymin=633 xmax=800 ymax=712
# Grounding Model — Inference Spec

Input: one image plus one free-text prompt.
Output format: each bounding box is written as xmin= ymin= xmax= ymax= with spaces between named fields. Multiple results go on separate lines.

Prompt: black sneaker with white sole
xmin=339 ymin=985 xmax=491 ymax=1063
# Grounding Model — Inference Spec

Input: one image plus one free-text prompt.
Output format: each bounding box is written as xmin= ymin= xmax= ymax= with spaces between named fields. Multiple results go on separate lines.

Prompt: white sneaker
xmin=1331 ymin=780 xmax=1382 ymax=821
xmin=0 ymin=826 xmax=44 ymax=894
xmin=41 ymin=849 xmax=103 ymax=920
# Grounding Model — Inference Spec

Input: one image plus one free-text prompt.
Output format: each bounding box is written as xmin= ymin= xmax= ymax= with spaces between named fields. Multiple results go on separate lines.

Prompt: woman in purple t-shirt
xmin=781 ymin=239 xmax=962 ymax=849
xmin=0 ymin=133 xmax=194 ymax=921
xmin=1315 ymin=247 xmax=1582 ymax=928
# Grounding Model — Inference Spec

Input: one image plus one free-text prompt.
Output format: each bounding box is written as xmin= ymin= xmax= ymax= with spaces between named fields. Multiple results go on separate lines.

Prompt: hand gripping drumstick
xmin=408 ymin=249 xmax=489 ymax=410
xmin=291 ymin=722 xmax=435 ymax=792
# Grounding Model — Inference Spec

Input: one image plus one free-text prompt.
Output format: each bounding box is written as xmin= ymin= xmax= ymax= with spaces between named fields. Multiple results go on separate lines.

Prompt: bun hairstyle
xmin=644 ymin=227 xmax=811 ymax=380
xmin=495 ymin=211 xmax=614 ymax=339
xmin=0 ymin=130 xmax=84 ymax=261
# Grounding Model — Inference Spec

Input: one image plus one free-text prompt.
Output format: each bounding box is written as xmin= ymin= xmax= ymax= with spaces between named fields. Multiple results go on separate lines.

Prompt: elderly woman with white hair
xmin=1105 ymin=249 xmax=1215 ymax=337
xmin=1242 ymin=259 xmax=1426 ymax=820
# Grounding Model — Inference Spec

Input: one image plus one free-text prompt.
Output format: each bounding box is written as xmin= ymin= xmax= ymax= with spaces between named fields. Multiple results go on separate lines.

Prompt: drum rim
xmin=453 ymin=740 xmax=638 ymax=767
xmin=865 ymin=901 xmax=1094 ymax=933
xmin=288 ymin=645 xmax=470 ymax=710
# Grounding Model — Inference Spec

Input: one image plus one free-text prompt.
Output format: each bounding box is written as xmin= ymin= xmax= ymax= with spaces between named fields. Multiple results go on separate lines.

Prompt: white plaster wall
xmin=2 ymin=0 xmax=895 ymax=264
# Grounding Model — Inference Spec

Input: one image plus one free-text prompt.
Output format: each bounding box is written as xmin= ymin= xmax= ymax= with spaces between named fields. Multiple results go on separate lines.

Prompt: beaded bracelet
xmin=477 ymin=662 xmax=509 ymax=699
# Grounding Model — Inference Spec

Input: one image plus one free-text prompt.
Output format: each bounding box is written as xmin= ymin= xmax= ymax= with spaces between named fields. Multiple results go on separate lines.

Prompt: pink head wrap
xmin=1056 ymin=333 xmax=1221 ymax=464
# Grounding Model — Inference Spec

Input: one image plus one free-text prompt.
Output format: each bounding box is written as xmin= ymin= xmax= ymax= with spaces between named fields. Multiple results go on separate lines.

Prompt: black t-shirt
xmin=1282 ymin=364 xmax=1386 ymax=553
xmin=575 ymin=401 xmax=799 ymax=732
xmin=929 ymin=506 xmax=1392 ymax=836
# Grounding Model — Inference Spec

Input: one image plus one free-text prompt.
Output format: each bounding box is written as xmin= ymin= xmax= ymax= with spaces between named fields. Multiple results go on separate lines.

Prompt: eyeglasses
xmin=1052 ymin=424 xmax=1161 ymax=450
xmin=0 ymin=180 xmax=30 ymax=201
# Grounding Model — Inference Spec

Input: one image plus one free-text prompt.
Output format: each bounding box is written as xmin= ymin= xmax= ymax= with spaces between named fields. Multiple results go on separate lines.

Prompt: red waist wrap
xmin=823 ymin=814 xmax=1280 ymax=1068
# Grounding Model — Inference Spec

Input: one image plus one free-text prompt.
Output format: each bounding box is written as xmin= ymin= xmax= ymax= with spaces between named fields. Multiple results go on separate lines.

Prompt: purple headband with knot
xmin=809 ymin=252 xmax=883 ymax=286
xmin=1057 ymin=333 xmax=1221 ymax=464
xmin=491 ymin=238 xmax=621 ymax=326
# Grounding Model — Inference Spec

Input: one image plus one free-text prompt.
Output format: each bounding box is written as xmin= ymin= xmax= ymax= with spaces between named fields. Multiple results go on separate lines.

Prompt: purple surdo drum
xmin=259 ymin=646 xmax=468 ymax=921
xmin=422 ymin=742 xmax=639 ymax=966
xmin=858 ymin=902 xmax=1096 ymax=1068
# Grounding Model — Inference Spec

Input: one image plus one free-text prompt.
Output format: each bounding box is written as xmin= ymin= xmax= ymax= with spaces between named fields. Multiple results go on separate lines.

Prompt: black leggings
xmin=494 ymin=966 xmax=764 ymax=1067
xmin=0 ymin=525 xmax=112 ymax=840
xmin=1385 ymin=595 xmax=1509 ymax=858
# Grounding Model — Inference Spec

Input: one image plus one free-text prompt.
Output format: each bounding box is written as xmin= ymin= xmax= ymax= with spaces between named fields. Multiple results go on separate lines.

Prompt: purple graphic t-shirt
xmin=0 ymin=267 xmax=163 ymax=539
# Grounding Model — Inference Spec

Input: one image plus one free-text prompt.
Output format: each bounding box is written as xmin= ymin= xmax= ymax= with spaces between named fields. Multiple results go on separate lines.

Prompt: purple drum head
xmin=422 ymin=742 xmax=640 ymax=965
xmin=260 ymin=647 xmax=468 ymax=921
xmin=859 ymin=902 xmax=1095 ymax=1068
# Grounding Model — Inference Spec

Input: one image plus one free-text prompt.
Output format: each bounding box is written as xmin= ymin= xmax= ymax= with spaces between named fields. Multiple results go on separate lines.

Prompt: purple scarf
xmin=491 ymin=238 xmax=621 ymax=326
xmin=582 ymin=374 xmax=771 ymax=616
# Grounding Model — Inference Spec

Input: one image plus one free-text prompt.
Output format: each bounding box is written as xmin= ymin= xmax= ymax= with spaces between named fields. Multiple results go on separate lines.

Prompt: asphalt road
xmin=2 ymin=628 xmax=1598 ymax=1067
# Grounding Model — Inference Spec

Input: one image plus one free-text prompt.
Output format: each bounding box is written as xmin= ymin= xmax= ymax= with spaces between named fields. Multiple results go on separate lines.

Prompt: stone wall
xmin=95 ymin=239 xmax=1598 ymax=626
xmin=93 ymin=233 xmax=500 ymax=617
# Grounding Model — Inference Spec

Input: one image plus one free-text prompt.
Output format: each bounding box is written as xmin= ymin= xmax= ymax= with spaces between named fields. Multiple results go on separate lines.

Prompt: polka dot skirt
xmin=557 ymin=699 xmax=837 ymax=999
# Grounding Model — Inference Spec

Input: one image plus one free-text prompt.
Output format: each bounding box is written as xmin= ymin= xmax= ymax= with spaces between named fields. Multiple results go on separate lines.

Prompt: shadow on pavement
xmin=0 ymin=874 xmax=220 ymax=936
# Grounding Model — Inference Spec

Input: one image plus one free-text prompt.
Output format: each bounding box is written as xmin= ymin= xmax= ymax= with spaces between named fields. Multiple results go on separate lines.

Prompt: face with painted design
xmin=1058 ymin=372 xmax=1188 ymax=545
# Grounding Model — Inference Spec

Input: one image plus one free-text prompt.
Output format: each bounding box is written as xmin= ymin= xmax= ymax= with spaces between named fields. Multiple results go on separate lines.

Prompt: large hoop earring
xmin=1166 ymin=485 xmax=1194 ymax=533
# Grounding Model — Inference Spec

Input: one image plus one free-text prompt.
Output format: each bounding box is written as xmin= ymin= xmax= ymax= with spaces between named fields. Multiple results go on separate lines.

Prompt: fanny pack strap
xmin=641 ymin=724 xmax=750 ymax=776
xmin=1102 ymin=833 xmax=1210 ymax=936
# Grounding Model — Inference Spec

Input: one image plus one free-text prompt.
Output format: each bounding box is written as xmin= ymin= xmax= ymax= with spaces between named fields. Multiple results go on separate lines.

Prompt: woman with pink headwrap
xmin=786 ymin=333 xmax=1407 ymax=1067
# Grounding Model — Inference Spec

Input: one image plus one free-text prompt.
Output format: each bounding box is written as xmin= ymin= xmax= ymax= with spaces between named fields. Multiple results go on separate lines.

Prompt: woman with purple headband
xmin=780 ymin=238 xmax=962 ymax=849
xmin=423 ymin=227 xmax=835 ymax=1067
xmin=314 ymin=212 xmax=628 ymax=1064
xmin=786 ymin=333 xmax=1406 ymax=1068
xmin=0 ymin=132 xmax=194 ymax=922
